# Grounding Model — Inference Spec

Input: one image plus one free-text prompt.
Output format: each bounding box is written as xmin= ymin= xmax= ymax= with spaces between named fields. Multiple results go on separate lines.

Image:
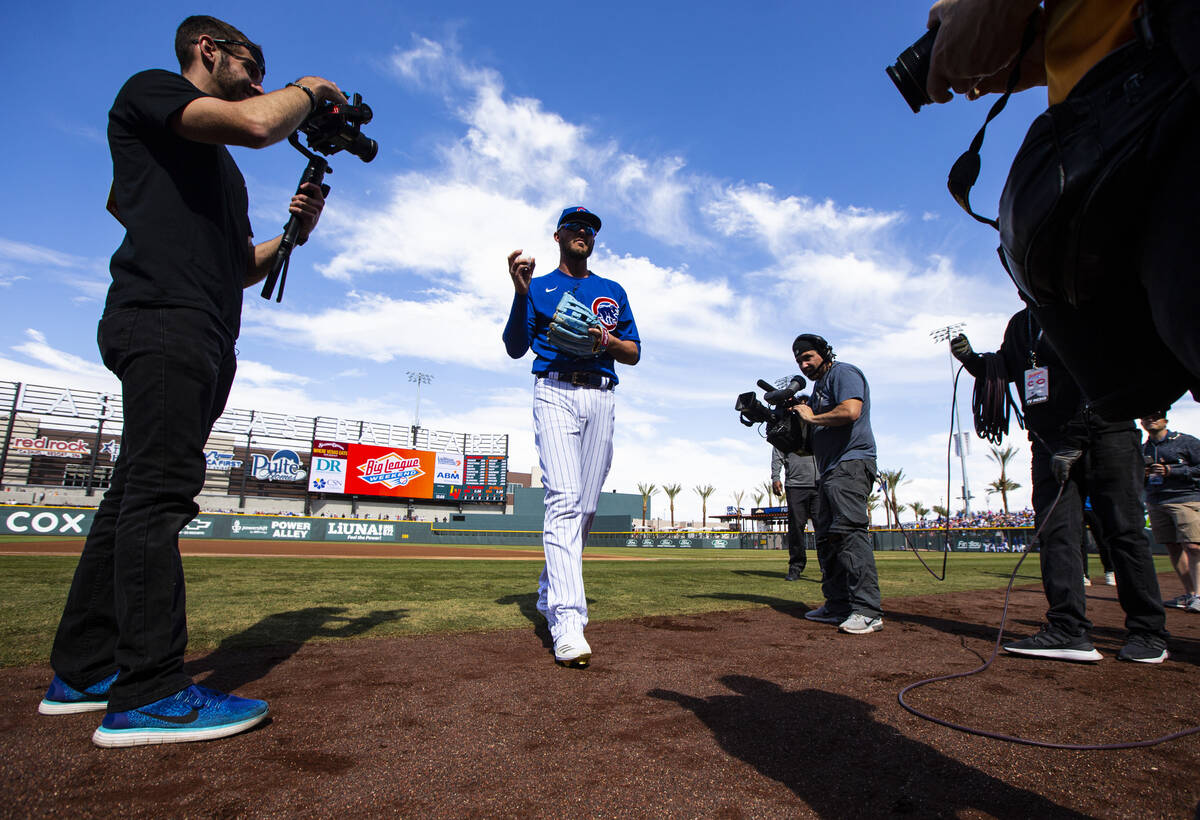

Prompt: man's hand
xmin=507 ymin=250 xmax=534 ymax=296
xmin=292 ymin=75 xmax=348 ymax=107
xmin=291 ymin=182 xmax=325 ymax=244
xmin=1146 ymin=462 xmax=1169 ymax=478
xmin=1050 ymin=447 xmax=1082 ymax=484
xmin=794 ymin=403 xmax=816 ymax=423
xmin=772 ymin=479 xmax=783 ymax=496
xmin=950 ymin=334 xmax=975 ymax=364
xmin=925 ymin=0 xmax=1045 ymax=104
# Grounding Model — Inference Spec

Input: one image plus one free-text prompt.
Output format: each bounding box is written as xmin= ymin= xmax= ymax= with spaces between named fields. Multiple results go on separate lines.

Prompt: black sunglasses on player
xmin=558 ymin=222 xmax=596 ymax=237
xmin=194 ymin=37 xmax=266 ymax=81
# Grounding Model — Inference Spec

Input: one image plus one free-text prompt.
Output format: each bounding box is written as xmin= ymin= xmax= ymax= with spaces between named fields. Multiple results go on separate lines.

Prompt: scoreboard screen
xmin=462 ymin=455 xmax=507 ymax=502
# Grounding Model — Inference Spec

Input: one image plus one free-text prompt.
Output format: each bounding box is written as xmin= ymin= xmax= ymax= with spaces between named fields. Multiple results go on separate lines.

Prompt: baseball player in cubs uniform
xmin=503 ymin=206 xmax=641 ymax=667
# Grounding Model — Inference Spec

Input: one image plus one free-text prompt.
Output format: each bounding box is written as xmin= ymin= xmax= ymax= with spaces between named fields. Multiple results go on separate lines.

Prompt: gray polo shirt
xmin=809 ymin=361 xmax=876 ymax=476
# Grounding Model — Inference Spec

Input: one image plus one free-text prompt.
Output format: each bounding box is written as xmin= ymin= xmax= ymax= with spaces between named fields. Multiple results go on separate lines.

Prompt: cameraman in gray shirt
xmin=771 ymin=447 xmax=818 ymax=580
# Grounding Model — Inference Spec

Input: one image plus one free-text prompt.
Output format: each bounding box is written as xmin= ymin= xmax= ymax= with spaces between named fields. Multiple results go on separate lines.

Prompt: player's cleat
xmin=804 ymin=604 xmax=845 ymax=624
xmin=92 ymin=685 xmax=268 ymax=748
xmin=784 ymin=571 xmax=802 ymax=581
xmin=1117 ymin=634 xmax=1169 ymax=664
xmin=1163 ymin=593 xmax=1192 ymax=609
xmin=1003 ymin=625 xmax=1102 ymax=662
xmin=553 ymin=635 xmax=592 ymax=668
xmin=1104 ymin=571 xmax=1116 ymax=586
xmin=1082 ymin=575 xmax=1092 ymax=587
xmin=838 ymin=613 xmax=884 ymax=634
xmin=1188 ymin=596 xmax=1200 ymax=614
xmin=38 ymin=672 xmax=118 ymax=715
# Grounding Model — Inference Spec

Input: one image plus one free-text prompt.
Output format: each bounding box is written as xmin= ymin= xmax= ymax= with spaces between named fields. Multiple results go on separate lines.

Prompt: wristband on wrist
xmin=286 ymin=81 xmax=317 ymax=115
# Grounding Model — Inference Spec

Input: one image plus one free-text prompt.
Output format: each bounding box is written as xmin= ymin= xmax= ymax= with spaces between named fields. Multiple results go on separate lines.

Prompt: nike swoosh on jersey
xmin=545 ymin=286 xmax=558 ymax=292
xmin=137 ymin=708 xmax=200 ymax=725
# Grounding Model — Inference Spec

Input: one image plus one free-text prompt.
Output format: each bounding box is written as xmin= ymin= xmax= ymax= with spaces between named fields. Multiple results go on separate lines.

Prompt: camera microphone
xmin=763 ymin=375 xmax=806 ymax=405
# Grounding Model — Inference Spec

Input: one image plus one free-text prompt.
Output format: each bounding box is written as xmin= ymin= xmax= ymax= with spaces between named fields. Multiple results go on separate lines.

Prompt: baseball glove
xmin=547 ymin=291 xmax=608 ymax=357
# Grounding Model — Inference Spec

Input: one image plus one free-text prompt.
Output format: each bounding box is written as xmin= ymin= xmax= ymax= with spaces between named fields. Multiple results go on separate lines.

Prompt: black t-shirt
xmin=106 ymin=69 xmax=252 ymax=339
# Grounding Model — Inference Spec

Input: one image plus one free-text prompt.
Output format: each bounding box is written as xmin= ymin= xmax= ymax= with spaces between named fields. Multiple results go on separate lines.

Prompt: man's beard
xmin=213 ymin=54 xmax=252 ymax=101
xmin=562 ymin=242 xmax=592 ymax=261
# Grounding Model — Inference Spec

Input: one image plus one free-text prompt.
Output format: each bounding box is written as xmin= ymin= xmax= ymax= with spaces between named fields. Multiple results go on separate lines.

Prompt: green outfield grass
xmin=0 ymin=549 xmax=1171 ymax=668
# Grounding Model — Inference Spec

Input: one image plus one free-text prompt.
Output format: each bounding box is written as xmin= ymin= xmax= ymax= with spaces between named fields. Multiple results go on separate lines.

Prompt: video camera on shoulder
xmin=735 ymin=375 xmax=814 ymax=455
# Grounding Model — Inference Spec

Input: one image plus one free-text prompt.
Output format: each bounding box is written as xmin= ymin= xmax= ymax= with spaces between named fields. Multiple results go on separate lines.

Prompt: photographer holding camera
xmin=951 ymin=310 xmax=1168 ymax=663
xmin=1140 ymin=410 xmax=1200 ymax=612
xmin=39 ymin=16 xmax=346 ymax=747
xmin=790 ymin=335 xmax=883 ymax=635
xmin=913 ymin=0 xmax=1200 ymax=419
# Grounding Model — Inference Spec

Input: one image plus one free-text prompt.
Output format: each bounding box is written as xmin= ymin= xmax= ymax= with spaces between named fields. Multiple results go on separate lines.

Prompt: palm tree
xmin=910 ymin=501 xmax=930 ymax=521
xmin=637 ymin=482 xmax=658 ymax=527
xmin=663 ymin=483 xmax=682 ymax=528
xmin=694 ymin=484 xmax=716 ymax=528
xmin=894 ymin=502 xmax=910 ymax=524
xmin=731 ymin=489 xmax=746 ymax=531
xmin=932 ymin=504 xmax=951 ymax=521
xmin=988 ymin=477 xmax=1021 ymax=513
xmin=867 ymin=492 xmax=880 ymax=522
xmin=877 ymin=468 xmax=908 ymax=528
xmin=760 ymin=480 xmax=779 ymax=506
xmin=751 ymin=491 xmax=765 ymax=531
xmin=987 ymin=445 xmax=1021 ymax=514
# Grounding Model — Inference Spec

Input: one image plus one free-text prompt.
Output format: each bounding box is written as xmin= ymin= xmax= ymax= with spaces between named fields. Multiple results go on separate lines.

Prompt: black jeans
xmin=814 ymin=458 xmax=881 ymax=619
xmin=50 ymin=307 xmax=235 ymax=712
xmin=1030 ymin=428 xmax=1166 ymax=640
xmin=784 ymin=486 xmax=817 ymax=573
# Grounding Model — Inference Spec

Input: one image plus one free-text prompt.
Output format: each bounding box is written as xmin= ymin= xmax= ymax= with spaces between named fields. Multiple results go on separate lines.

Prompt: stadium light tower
xmin=407 ymin=371 xmax=433 ymax=428
xmin=930 ymin=323 xmax=972 ymax=515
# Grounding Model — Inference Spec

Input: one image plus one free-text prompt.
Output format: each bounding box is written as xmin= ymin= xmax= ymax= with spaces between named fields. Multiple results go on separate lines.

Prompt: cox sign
xmin=4 ymin=509 xmax=90 ymax=535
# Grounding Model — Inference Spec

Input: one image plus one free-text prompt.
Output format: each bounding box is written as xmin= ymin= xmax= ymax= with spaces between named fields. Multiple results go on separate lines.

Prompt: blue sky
xmin=4 ymin=1 xmax=1193 ymax=522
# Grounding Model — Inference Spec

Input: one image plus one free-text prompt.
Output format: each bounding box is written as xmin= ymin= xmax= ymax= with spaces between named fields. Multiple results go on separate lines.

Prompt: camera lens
xmin=886 ymin=25 xmax=939 ymax=113
xmin=348 ymin=133 xmax=378 ymax=163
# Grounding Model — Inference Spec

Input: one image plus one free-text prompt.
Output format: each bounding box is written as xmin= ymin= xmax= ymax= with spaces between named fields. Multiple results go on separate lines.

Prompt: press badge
xmin=1024 ymin=367 xmax=1049 ymax=404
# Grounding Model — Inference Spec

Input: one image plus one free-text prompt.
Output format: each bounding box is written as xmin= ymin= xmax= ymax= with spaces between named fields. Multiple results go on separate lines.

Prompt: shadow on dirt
xmin=649 ymin=675 xmax=1090 ymax=818
xmin=688 ymin=592 xmax=812 ymax=618
xmin=731 ymin=569 xmax=820 ymax=584
xmin=494 ymin=592 xmax=598 ymax=649
xmin=187 ymin=606 xmax=406 ymax=692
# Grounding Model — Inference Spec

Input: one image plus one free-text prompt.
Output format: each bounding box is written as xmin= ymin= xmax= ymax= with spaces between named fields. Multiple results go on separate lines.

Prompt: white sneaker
xmin=1104 ymin=572 xmax=1116 ymax=586
xmin=838 ymin=613 xmax=884 ymax=634
xmin=554 ymin=635 xmax=592 ymax=668
xmin=1082 ymin=575 xmax=1092 ymax=587
xmin=1188 ymin=595 xmax=1200 ymax=614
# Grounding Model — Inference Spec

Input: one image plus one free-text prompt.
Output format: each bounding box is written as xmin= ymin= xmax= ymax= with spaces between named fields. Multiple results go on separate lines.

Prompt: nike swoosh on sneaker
xmin=137 ymin=708 xmax=200 ymax=725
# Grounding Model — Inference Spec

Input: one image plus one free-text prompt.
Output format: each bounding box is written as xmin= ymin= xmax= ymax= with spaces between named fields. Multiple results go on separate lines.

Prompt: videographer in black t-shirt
xmin=38 ymin=16 xmax=345 ymax=747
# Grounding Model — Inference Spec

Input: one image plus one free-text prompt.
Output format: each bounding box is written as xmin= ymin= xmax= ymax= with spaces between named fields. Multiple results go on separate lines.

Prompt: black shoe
xmin=1003 ymin=625 xmax=1102 ymax=662
xmin=1117 ymin=634 xmax=1168 ymax=664
xmin=784 ymin=571 xmax=802 ymax=581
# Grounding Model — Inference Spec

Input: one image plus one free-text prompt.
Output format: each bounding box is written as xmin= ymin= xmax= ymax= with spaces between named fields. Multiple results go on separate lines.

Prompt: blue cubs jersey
xmin=503 ymin=268 xmax=641 ymax=384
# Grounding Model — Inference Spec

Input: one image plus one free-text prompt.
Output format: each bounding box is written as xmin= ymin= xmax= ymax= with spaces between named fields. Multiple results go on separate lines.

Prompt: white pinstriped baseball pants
xmin=532 ymin=377 xmax=615 ymax=641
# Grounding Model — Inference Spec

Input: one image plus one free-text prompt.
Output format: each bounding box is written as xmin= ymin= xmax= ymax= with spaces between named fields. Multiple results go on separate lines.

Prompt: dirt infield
xmin=0 ymin=537 xmax=644 ymax=561
xmin=2 ymin=573 xmax=1198 ymax=817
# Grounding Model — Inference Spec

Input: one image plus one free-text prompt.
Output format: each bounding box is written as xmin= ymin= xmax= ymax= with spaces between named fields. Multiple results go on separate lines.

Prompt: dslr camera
xmin=735 ymin=375 xmax=814 ymax=455
xmin=886 ymin=24 xmax=939 ymax=113
xmin=298 ymin=92 xmax=377 ymax=162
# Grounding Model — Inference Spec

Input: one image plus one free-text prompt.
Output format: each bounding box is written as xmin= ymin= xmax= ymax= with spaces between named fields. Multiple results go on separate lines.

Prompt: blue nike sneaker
xmin=39 ymin=672 xmax=118 ymax=715
xmin=92 ymin=684 xmax=269 ymax=748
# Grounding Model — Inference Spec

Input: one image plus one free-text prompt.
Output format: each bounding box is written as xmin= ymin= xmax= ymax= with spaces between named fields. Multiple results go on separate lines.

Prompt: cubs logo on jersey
xmin=591 ymin=296 xmax=619 ymax=330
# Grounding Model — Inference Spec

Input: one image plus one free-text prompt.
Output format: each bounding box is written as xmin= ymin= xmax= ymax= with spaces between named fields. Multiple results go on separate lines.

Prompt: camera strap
xmin=946 ymin=11 xmax=1043 ymax=229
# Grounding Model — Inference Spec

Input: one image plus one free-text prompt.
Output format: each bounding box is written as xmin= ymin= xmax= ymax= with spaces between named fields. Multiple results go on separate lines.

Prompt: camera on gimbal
xmin=298 ymin=92 xmax=377 ymax=161
xmin=735 ymin=376 xmax=814 ymax=455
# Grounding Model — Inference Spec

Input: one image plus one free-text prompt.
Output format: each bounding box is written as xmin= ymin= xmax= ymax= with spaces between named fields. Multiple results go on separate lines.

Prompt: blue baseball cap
xmin=557 ymin=206 xmax=602 ymax=233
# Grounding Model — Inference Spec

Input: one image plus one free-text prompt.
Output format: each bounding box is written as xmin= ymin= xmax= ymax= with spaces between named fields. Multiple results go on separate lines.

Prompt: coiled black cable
xmin=971 ymin=352 xmax=1021 ymax=444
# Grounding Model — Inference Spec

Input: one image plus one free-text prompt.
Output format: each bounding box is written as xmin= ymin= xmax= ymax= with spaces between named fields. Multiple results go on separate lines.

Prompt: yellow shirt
xmin=1044 ymin=0 xmax=1139 ymax=103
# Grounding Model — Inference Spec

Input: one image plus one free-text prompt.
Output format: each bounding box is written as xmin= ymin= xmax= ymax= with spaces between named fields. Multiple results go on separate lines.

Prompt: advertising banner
xmin=323 ymin=519 xmax=398 ymax=542
xmin=0 ymin=506 xmax=95 ymax=535
xmin=8 ymin=436 xmax=92 ymax=460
